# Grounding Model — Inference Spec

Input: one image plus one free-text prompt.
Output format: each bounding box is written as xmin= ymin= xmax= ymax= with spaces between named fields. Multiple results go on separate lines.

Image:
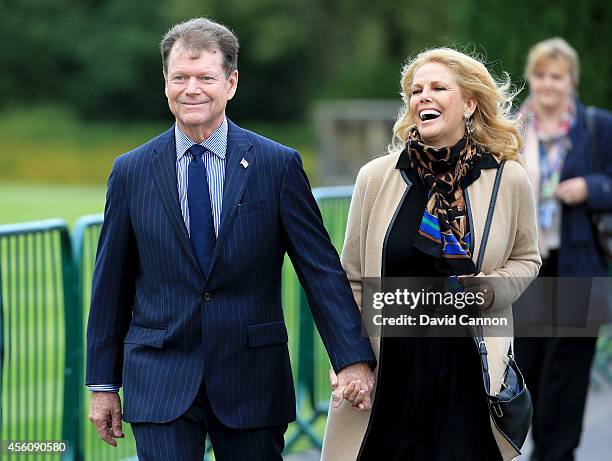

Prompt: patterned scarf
xmin=406 ymin=127 xmax=483 ymax=274
xmin=520 ymin=98 xmax=575 ymax=231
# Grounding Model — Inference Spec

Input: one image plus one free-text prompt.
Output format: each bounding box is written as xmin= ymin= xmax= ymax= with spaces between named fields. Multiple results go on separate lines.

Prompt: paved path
xmin=518 ymin=386 xmax=612 ymax=460
xmin=284 ymin=449 xmax=320 ymax=461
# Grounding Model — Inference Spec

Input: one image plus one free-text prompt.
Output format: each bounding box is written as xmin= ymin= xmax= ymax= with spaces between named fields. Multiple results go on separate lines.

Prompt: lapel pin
xmin=240 ymin=158 xmax=249 ymax=169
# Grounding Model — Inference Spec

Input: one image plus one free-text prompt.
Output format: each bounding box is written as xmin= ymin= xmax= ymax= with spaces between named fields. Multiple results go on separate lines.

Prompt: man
xmin=86 ymin=17 xmax=376 ymax=460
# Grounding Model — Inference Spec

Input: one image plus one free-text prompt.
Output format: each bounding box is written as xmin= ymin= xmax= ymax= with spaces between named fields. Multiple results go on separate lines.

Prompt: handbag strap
xmin=585 ymin=106 xmax=600 ymax=173
xmin=585 ymin=106 xmax=610 ymax=260
xmin=476 ymin=160 xmax=506 ymax=274
xmin=472 ymin=160 xmax=506 ymax=395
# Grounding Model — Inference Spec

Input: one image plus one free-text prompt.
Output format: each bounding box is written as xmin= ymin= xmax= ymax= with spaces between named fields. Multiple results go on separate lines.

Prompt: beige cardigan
xmin=321 ymin=152 xmax=541 ymax=461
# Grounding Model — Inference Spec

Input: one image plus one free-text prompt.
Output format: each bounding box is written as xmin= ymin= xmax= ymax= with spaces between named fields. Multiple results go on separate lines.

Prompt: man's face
xmin=164 ymin=43 xmax=238 ymax=140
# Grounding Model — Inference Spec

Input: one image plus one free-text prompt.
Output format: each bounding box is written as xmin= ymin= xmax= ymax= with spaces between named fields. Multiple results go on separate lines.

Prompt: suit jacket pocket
xmin=124 ymin=325 xmax=168 ymax=349
xmin=237 ymin=200 xmax=267 ymax=217
xmin=247 ymin=320 xmax=288 ymax=348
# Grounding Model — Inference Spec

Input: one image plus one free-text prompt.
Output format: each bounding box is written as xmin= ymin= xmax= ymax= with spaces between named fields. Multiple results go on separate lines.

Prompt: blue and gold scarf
xmin=405 ymin=128 xmax=483 ymax=274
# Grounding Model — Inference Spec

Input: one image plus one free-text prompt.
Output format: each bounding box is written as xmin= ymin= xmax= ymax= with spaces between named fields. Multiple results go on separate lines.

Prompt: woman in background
xmin=321 ymin=48 xmax=541 ymax=461
xmin=515 ymin=37 xmax=612 ymax=461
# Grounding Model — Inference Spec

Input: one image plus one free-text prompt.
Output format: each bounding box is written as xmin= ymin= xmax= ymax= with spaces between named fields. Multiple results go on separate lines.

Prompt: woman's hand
xmin=329 ymin=366 xmax=374 ymax=412
xmin=556 ymin=177 xmax=588 ymax=206
xmin=329 ymin=367 xmax=338 ymax=390
xmin=460 ymin=276 xmax=495 ymax=310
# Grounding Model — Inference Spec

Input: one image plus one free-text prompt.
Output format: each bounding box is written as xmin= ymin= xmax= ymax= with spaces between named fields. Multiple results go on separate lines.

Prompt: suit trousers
xmin=131 ymin=381 xmax=287 ymax=461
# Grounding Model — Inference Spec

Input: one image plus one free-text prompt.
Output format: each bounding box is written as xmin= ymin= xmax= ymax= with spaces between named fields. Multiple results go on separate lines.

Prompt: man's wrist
xmin=336 ymin=360 xmax=376 ymax=374
xmin=88 ymin=384 xmax=120 ymax=393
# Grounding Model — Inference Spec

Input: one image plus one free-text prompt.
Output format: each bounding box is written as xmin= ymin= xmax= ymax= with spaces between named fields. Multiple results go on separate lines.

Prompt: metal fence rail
xmin=72 ymin=215 xmax=138 ymax=461
xmin=1 ymin=186 xmax=611 ymax=461
xmin=0 ymin=220 xmax=78 ymax=461
xmin=285 ymin=186 xmax=355 ymax=451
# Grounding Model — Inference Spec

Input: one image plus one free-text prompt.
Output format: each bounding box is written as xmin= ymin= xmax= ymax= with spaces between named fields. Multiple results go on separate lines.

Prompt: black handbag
xmin=472 ymin=327 xmax=533 ymax=458
xmin=471 ymin=160 xmax=533 ymax=458
xmin=586 ymin=106 xmax=612 ymax=264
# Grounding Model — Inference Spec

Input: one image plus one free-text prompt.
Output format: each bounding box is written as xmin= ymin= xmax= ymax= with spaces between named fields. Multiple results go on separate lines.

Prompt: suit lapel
xmin=209 ymin=120 xmax=255 ymax=273
xmin=151 ymin=126 xmax=200 ymax=271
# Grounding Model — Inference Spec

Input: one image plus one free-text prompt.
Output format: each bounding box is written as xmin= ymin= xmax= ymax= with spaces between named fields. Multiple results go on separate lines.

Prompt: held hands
xmin=556 ymin=177 xmax=588 ymax=206
xmin=89 ymin=392 xmax=125 ymax=447
xmin=329 ymin=362 xmax=375 ymax=412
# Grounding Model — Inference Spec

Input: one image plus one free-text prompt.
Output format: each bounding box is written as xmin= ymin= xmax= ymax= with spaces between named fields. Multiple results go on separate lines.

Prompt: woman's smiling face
xmin=409 ymin=62 xmax=476 ymax=148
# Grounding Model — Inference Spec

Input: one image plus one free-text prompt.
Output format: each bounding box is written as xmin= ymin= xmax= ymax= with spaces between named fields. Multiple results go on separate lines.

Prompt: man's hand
xmin=556 ymin=177 xmax=588 ymax=206
xmin=330 ymin=362 xmax=375 ymax=412
xmin=89 ymin=392 xmax=125 ymax=447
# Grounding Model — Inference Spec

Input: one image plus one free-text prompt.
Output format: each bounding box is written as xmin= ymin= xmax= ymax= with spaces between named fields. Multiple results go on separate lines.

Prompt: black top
xmin=384 ymin=167 xmax=444 ymax=278
xmin=359 ymin=158 xmax=502 ymax=461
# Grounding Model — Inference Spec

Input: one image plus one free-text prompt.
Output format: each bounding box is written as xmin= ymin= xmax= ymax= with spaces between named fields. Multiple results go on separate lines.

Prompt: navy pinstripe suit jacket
xmin=86 ymin=120 xmax=375 ymax=428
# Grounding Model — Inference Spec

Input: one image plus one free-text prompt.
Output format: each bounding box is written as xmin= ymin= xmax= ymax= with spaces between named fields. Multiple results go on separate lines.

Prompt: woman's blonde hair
xmin=389 ymin=47 xmax=523 ymax=162
xmin=524 ymin=37 xmax=579 ymax=84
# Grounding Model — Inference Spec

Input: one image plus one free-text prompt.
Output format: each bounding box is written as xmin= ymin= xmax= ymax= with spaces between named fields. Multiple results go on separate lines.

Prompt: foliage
xmin=452 ymin=0 xmax=612 ymax=107
xmin=1 ymin=1 xmax=609 ymax=123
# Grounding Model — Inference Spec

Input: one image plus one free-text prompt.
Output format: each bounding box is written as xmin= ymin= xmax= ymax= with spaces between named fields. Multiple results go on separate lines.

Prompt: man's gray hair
xmin=160 ymin=17 xmax=239 ymax=77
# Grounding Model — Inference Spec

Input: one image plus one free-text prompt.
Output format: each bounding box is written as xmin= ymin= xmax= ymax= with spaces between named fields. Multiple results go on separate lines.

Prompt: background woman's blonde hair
xmin=524 ymin=37 xmax=579 ymax=84
xmin=389 ymin=47 xmax=523 ymax=162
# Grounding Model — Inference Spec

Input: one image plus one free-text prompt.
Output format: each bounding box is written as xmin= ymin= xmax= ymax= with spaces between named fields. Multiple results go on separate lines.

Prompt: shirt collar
xmin=175 ymin=117 xmax=228 ymax=161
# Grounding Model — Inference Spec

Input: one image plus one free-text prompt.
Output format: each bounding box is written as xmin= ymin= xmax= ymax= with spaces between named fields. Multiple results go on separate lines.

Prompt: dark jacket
xmin=558 ymin=101 xmax=612 ymax=276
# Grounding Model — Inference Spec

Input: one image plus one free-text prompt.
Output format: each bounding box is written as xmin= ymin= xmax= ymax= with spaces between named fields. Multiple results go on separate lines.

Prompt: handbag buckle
xmin=478 ymin=340 xmax=487 ymax=355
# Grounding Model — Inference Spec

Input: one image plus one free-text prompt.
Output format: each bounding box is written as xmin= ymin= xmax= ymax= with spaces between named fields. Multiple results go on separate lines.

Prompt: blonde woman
xmin=321 ymin=48 xmax=541 ymax=460
xmin=515 ymin=38 xmax=612 ymax=461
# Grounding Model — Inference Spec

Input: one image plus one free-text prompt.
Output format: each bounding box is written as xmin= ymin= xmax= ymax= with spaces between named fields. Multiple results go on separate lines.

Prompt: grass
xmin=0 ymin=183 xmax=106 ymax=227
xmin=0 ymin=105 xmax=316 ymax=187
xmin=0 ymin=105 xmax=167 ymax=185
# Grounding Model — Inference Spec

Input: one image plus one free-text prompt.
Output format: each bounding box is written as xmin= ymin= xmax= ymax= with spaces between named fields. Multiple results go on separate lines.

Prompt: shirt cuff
xmin=88 ymin=384 xmax=120 ymax=392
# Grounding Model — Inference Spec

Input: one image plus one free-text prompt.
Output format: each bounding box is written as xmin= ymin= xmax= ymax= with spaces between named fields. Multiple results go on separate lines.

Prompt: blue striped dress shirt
xmin=175 ymin=118 xmax=227 ymax=236
xmin=89 ymin=118 xmax=228 ymax=393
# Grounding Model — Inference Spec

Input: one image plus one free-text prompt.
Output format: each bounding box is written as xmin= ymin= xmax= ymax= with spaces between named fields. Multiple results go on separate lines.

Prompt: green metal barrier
xmin=0 ymin=219 xmax=81 ymax=461
xmin=286 ymin=186 xmax=355 ymax=451
xmin=72 ymin=215 xmax=138 ymax=461
xmin=313 ymin=186 xmax=354 ymax=414
xmin=593 ymin=324 xmax=612 ymax=390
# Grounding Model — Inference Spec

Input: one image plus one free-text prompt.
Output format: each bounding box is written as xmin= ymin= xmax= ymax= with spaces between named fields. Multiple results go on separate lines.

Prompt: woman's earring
xmin=464 ymin=112 xmax=474 ymax=136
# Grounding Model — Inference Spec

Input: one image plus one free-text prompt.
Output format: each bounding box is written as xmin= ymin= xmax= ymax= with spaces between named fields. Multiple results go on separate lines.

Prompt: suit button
xmin=203 ymin=292 xmax=212 ymax=302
